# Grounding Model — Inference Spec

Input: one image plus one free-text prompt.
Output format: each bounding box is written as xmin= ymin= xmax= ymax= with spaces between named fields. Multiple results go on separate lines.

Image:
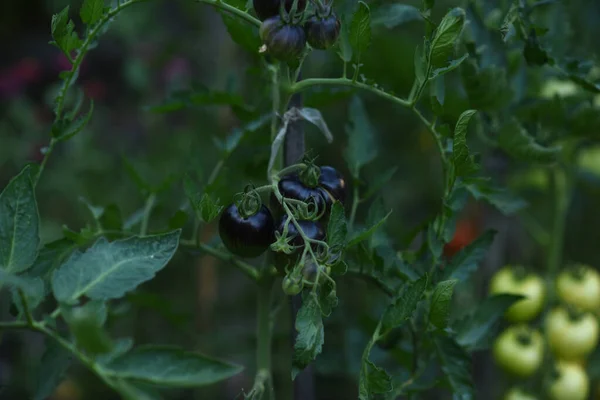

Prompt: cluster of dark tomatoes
xmin=254 ymin=0 xmax=341 ymax=62
xmin=218 ymin=165 xmax=346 ymax=268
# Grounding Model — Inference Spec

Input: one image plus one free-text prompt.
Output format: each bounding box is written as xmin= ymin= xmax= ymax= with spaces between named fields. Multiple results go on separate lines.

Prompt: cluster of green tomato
xmin=254 ymin=0 xmax=340 ymax=62
xmin=218 ymin=164 xmax=345 ymax=291
xmin=490 ymin=265 xmax=600 ymax=400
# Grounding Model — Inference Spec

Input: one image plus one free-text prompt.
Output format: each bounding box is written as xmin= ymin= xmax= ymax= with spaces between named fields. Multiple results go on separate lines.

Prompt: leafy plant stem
xmin=270 ymin=64 xmax=281 ymax=141
xmin=140 ymin=193 xmax=157 ymax=236
xmin=349 ymin=184 xmax=360 ymax=229
xmin=34 ymin=138 xmax=57 ymax=187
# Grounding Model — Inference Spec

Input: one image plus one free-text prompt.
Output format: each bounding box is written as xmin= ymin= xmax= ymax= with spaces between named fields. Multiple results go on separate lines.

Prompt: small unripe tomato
xmin=504 ymin=387 xmax=538 ymax=400
xmin=282 ymin=274 xmax=303 ymax=295
xmin=304 ymin=13 xmax=341 ymax=50
xmin=493 ymin=325 xmax=544 ymax=378
xmin=546 ymin=307 xmax=599 ymax=361
xmin=489 ymin=266 xmax=546 ymax=323
xmin=548 ymin=361 xmax=589 ymax=400
xmin=556 ymin=266 xmax=600 ymax=312
xmin=259 ymin=17 xmax=306 ymax=63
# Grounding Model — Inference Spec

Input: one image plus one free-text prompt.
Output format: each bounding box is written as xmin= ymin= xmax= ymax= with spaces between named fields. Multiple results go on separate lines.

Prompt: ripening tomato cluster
xmin=254 ymin=0 xmax=341 ymax=62
xmin=489 ymin=265 xmax=600 ymax=400
xmin=218 ymin=165 xmax=345 ymax=281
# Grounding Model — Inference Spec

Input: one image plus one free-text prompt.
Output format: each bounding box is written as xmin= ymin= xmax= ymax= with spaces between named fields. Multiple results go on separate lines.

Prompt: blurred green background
xmin=2 ymin=0 xmax=600 ymax=399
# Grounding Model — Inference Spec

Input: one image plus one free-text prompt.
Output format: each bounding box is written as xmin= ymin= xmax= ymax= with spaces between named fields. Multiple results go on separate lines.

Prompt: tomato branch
xmin=195 ymin=0 xmax=261 ymax=27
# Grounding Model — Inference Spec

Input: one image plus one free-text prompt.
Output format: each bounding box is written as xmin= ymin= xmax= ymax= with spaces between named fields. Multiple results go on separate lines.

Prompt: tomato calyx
xmin=516 ymin=331 xmax=533 ymax=347
xmin=233 ymin=185 xmax=263 ymax=219
xmin=298 ymin=157 xmax=321 ymax=188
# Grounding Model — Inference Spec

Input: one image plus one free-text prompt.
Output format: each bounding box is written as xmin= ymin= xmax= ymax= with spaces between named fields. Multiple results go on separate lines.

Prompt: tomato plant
xmin=1 ymin=0 xmax=600 ymax=399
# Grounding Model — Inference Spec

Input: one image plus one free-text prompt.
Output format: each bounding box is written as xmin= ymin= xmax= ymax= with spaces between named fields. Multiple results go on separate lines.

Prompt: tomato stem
xmin=255 ymin=273 xmax=275 ymax=399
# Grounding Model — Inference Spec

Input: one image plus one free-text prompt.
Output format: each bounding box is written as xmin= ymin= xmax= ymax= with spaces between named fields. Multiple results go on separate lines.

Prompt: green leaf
xmin=0 ymin=166 xmax=39 ymax=273
xmin=62 ymin=301 xmax=113 ymax=355
xmin=430 ymin=53 xmax=468 ymax=79
xmin=452 ymin=109 xmax=478 ymax=178
xmin=462 ymin=178 xmax=527 ymax=215
xmin=443 ymin=230 xmax=496 ymax=281
xmin=371 ymin=4 xmax=422 ymax=29
xmin=80 ymin=0 xmax=105 ymax=26
xmin=220 ymin=12 xmax=261 ymax=54
xmin=105 ymin=345 xmax=244 ymax=387
xmin=455 ymin=294 xmax=524 ymax=349
xmin=183 ymin=175 xmax=223 ymax=223
xmin=498 ymin=119 xmax=560 ymax=163
xmin=327 ymin=202 xmax=347 ymax=251
xmin=28 ymin=238 xmax=77 ymax=280
xmin=34 ymin=337 xmax=73 ymax=400
xmin=382 ymin=274 xmax=428 ymax=332
xmin=50 ymin=6 xmax=81 ymax=58
xmin=433 ymin=334 xmax=474 ymax=397
xmin=429 ymin=8 xmax=465 ymax=69
xmin=99 ymin=204 xmax=123 ymax=231
xmin=98 ymin=337 xmax=135 ymax=365
xmin=317 ymin=280 xmax=338 ymax=317
xmin=461 ymin=62 xmax=513 ymax=112
xmin=344 ymin=96 xmax=377 ymax=178
xmin=292 ymin=293 xmax=324 ymax=378
xmin=358 ymin=359 xmax=392 ymax=400
xmin=349 ymin=1 xmax=371 ymax=61
xmin=429 ymin=279 xmax=458 ymax=329
xmin=9 ymin=273 xmax=45 ymax=316
xmin=52 ymin=101 xmax=94 ymax=142
xmin=347 ymin=210 xmax=392 ymax=248
xmin=337 ymin=21 xmax=353 ymax=63
xmin=51 ymin=230 xmax=180 ymax=303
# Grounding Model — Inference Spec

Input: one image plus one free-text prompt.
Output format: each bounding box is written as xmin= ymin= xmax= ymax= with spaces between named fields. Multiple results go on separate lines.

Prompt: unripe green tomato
xmin=548 ymin=361 xmax=589 ymax=400
xmin=540 ymin=78 xmax=579 ymax=99
xmin=504 ymin=387 xmax=538 ymax=400
xmin=556 ymin=266 xmax=600 ymax=312
xmin=282 ymin=275 xmax=303 ymax=295
xmin=489 ymin=267 xmax=546 ymax=323
xmin=546 ymin=307 xmax=599 ymax=361
xmin=493 ymin=325 xmax=544 ymax=378
xmin=577 ymin=146 xmax=600 ymax=177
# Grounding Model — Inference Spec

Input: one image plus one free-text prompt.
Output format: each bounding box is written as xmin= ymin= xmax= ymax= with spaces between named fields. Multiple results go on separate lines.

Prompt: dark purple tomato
xmin=304 ymin=13 xmax=341 ymax=50
xmin=260 ymin=17 xmax=306 ymax=63
xmin=219 ymin=203 xmax=275 ymax=258
xmin=278 ymin=175 xmax=332 ymax=216
xmin=253 ymin=0 xmax=307 ymax=21
xmin=276 ymin=218 xmax=326 ymax=248
xmin=318 ymin=165 xmax=346 ymax=204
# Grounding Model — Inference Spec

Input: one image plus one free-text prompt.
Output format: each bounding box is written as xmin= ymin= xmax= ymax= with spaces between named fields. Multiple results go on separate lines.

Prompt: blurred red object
xmin=443 ymin=217 xmax=480 ymax=258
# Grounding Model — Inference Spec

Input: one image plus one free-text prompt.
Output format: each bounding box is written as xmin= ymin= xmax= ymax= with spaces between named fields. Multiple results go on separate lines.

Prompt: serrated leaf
xmin=62 ymin=301 xmax=113 ymax=355
xmin=51 ymin=231 xmax=180 ymax=303
xmin=347 ymin=210 xmax=392 ymax=248
xmin=433 ymin=334 xmax=474 ymax=397
xmin=430 ymin=53 xmax=468 ymax=79
xmin=34 ymin=337 xmax=73 ymax=400
xmin=105 ymin=345 xmax=243 ymax=387
xmin=498 ymin=119 xmax=560 ymax=163
xmin=327 ymin=202 xmax=347 ymax=251
xmin=358 ymin=359 xmax=392 ymax=400
xmin=292 ymin=293 xmax=324 ymax=378
xmin=463 ymin=178 xmax=527 ymax=215
xmin=443 ymin=230 xmax=496 ymax=281
xmin=344 ymin=96 xmax=377 ymax=178
xmin=199 ymin=194 xmax=223 ymax=223
xmin=429 ymin=279 xmax=458 ymax=329
xmin=455 ymin=294 xmax=524 ymax=349
xmin=461 ymin=62 xmax=513 ymax=112
xmin=337 ymin=21 xmax=353 ymax=63
xmin=317 ymin=280 xmax=338 ymax=317
xmin=220 ymin=12 xmax=261 ymax=54
xmin=452 ymin=109 xmax=478 ymax=178
xmin=50 ymin=6 xmax=81 ymax=57
xmin=350 ymin=1 xmax=371 ymax=60
xmin=80 ymin=0 xmax=105 ymax=26
xmin=429 ymin=8 xmax=465 ymax=70
xmin=382 ymin=274 xmax=428 ymax=332
xmin=371 ymin=4 xmax=422 ymax=29
xmin=0 ymin=165 xmax=39 ymax=274
xmin=52 ymin=101 xmax=94 ymax=142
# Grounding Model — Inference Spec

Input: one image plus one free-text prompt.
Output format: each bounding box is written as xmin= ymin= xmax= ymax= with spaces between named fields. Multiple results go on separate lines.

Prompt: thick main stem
xmin=548 ymin=167 xmax=569 ymax=279
xmin=256 ymin=276 xmax=275 ymax=398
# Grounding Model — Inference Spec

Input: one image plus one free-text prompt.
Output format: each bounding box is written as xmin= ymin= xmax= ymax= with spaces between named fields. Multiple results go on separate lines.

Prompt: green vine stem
xmin=254 ymin=274 xmax=276 ymax=399
xmin=547 ymin=166 xmax=571 ymax=288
